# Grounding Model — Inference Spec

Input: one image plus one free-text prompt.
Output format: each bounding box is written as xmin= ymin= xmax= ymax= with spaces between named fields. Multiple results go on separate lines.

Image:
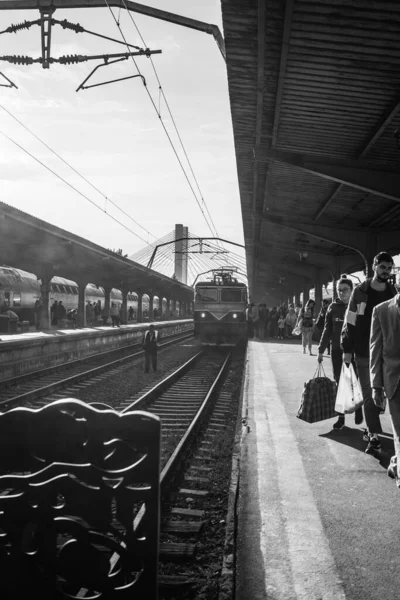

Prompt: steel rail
xmin=72 ymin=348 xmax=234 ymax=597
xmin=0 ymin=331 xmax=194 ymax=410
xmin=129 ymin=351 xmax=232 ymax=534
xmin=0 ymin=326 xmax=193 ymax=390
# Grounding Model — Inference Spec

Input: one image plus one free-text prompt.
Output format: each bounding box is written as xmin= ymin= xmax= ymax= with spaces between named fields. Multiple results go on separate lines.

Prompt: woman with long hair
xmin=297 ymin=298 xmax=315 ymax=355
xmin=317 ymin=276 xmax=363 ymax=430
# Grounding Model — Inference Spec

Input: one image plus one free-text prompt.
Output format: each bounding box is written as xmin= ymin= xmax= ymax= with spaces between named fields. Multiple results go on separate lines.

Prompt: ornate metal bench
xmin=0 ymin=399 xmax=161 ymax=599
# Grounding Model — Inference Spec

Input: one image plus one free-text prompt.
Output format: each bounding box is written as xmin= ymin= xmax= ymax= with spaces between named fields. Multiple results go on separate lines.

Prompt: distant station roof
xmin=222 ymin=0 xmax=400 ymax=298
xmin=0 ymin=201 xmax=193 ymax=297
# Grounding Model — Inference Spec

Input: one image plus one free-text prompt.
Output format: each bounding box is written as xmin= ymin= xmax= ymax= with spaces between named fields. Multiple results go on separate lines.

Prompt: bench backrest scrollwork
xmin=0 ymin=399 xmax=161 ymax=599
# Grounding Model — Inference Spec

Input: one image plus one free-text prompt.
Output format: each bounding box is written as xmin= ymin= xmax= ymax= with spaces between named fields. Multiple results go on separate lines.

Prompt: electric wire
xmin=121 ymin=2 xmax=221 ymax=241
xmin=104 ymin=0 xmax=219 ymax=240
xmin=0 ymin=102 xmax=156 ymax=241
xmin=0 ymin=128 xmax=151 ymax=244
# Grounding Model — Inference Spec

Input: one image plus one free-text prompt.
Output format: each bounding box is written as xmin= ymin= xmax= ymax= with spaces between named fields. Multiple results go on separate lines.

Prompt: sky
xmin=0 ymin=0 xmax=244 ymax=260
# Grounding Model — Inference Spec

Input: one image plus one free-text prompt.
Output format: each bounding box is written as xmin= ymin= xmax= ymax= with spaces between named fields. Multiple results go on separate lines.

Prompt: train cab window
xmin=72 ymin=287 xmax=78 ymax=295
xmin=221 ymin=289 xmax=243 ymax=303
xmin=12 ymin=293 xmax=21 ymax=307
xmin=195 ymin=288 xmax=219 ymax=302
xmin=4 ymin=292 xmax=10 ymax=306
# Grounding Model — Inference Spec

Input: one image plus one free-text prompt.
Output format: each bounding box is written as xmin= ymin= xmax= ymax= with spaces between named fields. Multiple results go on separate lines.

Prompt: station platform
xmin=0 ymin=319 xmax=193 ymax=382
xmin=236 ymin=339 xmax=399 ymax=600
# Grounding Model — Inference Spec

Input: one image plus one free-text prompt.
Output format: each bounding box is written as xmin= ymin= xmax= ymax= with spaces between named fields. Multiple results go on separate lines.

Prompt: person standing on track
xmin=341 ymin=252 xmax=397 ymax=454
xmin=370 ymin=287 xmax=400 ymax=485
xmin=143 ymin=324 xmax=159 ymax=373
xmin=317 ymin=276 xmax=363 ymax=430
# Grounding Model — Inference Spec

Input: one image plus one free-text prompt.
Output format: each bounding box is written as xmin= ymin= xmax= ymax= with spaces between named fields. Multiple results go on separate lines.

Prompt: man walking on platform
xmin=370 ymin=288 xmax=400 ymax=485
xmin=341 ymin=252 xmax=397 ymax=454
xmin=143 ymin=324 xmax=159 ymax=373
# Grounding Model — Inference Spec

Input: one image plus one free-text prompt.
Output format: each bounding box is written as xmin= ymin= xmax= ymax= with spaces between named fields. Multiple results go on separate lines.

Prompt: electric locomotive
xmin=194 ymin=269 xmax=247 ymax=346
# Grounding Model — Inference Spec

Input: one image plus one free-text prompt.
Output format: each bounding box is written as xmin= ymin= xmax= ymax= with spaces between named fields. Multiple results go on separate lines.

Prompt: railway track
xmin=0 ymin=330 xmax=193 ymax=411
xmin=103 ymin=347 xmax=244 ymax=598
xmin=1 ymin=343 xmax=244 ymax=598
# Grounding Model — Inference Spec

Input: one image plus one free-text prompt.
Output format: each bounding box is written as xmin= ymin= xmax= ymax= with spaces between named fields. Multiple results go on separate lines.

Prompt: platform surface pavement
xmin=0 ymin=320 xmax=182 ymax=343
xmin=236 ymin=339 xmax=399 ymax=600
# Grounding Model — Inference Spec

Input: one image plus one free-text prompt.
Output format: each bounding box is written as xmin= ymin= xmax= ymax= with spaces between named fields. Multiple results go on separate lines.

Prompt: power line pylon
xmin=0 ymin=1 xmax=225 ymax=88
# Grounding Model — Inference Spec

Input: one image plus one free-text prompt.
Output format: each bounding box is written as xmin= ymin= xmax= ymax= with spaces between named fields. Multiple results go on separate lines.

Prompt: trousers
xmin=388 ymin=385 xmax=400 ymax=471
xmin=355 ymin=355 xmax=382 ymax=434
xmin=145 ymin=349 xmax=157 ymax=372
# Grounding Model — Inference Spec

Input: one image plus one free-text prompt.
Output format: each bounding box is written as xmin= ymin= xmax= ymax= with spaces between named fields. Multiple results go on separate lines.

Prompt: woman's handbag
xmin=297 ymin=364 xmax=337 ymax=423
xmin=335 ymin=363 xmax=364 ymax=414
xmin=292 ymin=317 xmax=303 ymax=336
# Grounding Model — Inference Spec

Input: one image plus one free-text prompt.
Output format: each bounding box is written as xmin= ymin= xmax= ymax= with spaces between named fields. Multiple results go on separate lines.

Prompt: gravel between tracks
xmin=66 ymin=339 xmax=202 ymax=407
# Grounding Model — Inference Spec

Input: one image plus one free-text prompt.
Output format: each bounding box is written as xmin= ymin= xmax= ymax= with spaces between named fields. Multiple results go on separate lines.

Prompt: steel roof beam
xmin=260 ymin=215 xmax=368 ymax=267
xmin=0 ymin=0 xmax=226 ymax=59
xmin=257 ymin=241 xmax=336 ymax=257
xmin=271 ymin=0 xmax=294 ymax=149
xmin=250 ymin=0 xmax=266 ymax=290
xmin=313 ymin=97 xmax=400 ymax=221
xmin=260 ymin=149 xmax=400 ymax=203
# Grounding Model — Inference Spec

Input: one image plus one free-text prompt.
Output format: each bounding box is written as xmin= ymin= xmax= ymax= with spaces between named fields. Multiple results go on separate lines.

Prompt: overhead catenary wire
xmin=0 ymin=128 xmax=151 ymax=245
xmin=120 ymin=0 xmax=221 ymax=242
xmin=129 ymin=228 xmax=247 ymax=284
xmin=103 ymin=0 xmax=220 ymax=241
xmin=0 ymin=102 xmax=156 ymax=241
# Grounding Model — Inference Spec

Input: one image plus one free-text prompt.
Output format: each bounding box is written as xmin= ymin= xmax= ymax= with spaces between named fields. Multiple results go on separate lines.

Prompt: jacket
xmin=315 ymin=305 xmax=328 ymax=331
xmin=341 ymin=279 xmax=397 ymax=357
xmin=143 ymin=329 xmax=159 ymax=347
xmin=318 ymin=300 xmax=346 ymax=354
xmin=370 ymin=295 xmax=400 ymax=399
xmin=285 ymin=311 xmax=297 ymax=327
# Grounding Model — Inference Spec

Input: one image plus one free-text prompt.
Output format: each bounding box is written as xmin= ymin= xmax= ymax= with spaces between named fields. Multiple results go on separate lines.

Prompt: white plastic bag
xmin=292 ymin=324 xmax=302 ymax=336
xmin=335 ymin=363 xmax=364 ymax=414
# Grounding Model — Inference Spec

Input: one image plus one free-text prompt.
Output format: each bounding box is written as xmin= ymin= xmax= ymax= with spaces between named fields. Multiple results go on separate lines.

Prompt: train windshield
xmin=195 ymin=288 xmax=219 ymax=302
xmin=221 ymin=289 xmax=243 ymax=303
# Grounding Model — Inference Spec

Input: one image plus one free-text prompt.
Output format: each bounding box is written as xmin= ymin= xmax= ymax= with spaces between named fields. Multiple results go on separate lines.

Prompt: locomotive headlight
xmin=232 ymin=313 xmax=237 ymax=319
xmin=201 ymin=312 xmax=206 ymax=318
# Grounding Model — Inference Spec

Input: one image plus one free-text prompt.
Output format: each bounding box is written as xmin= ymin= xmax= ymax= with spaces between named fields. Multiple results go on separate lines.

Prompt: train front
xmin=193 ymin=277 xmax=247 ymax=346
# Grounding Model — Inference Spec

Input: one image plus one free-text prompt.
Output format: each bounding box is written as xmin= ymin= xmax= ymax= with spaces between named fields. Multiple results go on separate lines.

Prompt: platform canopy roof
xmin=0 ymin=201 xmax=193 ymax=298
xmin=221 ymin=0 xmax=400 ymax=301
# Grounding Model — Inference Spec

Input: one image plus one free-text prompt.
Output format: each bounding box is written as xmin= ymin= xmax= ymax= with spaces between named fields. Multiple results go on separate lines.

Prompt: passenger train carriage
xmin=194 ymin=269 xmax=247 ymax=346
xmin=0 ymin=266 xmax=149 ymax=323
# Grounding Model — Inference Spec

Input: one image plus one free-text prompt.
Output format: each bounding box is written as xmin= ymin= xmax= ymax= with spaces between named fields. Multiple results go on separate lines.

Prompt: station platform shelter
xmin=236 ymin=339 xmax=399 ymax=600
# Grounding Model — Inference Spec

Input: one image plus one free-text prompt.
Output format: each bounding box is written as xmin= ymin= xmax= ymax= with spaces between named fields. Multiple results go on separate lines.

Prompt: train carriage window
xmin=72 ymin=287 xmax=78 ymax=294
xmin=195 ymin=288 xmax=218 ymax=302
xmin=221 ymin=289 xmax=243 ymax=303
xmin=59 ymin=286 xmax=67 ymax=294
xmin=12 ymin=293 xmax=21 ymax=307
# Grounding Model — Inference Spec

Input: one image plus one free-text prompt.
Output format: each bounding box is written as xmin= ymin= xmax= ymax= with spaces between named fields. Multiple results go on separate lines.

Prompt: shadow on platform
xmin=319 ymin=428 xmax=394 ymax=469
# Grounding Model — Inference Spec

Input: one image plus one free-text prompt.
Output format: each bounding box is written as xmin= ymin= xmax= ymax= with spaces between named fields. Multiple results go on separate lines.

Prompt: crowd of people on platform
xmin=245 ymin=301 xmax=304 ymax=340
xmin=317 ymin=251 xmax=399 ymax=465
xmin=247 ymin=252 xmax=400 ymax=475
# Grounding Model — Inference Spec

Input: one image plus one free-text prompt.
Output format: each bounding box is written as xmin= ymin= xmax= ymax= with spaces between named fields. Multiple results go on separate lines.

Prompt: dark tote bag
xmin=297 ymin=364 xmax=337 ymax=423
